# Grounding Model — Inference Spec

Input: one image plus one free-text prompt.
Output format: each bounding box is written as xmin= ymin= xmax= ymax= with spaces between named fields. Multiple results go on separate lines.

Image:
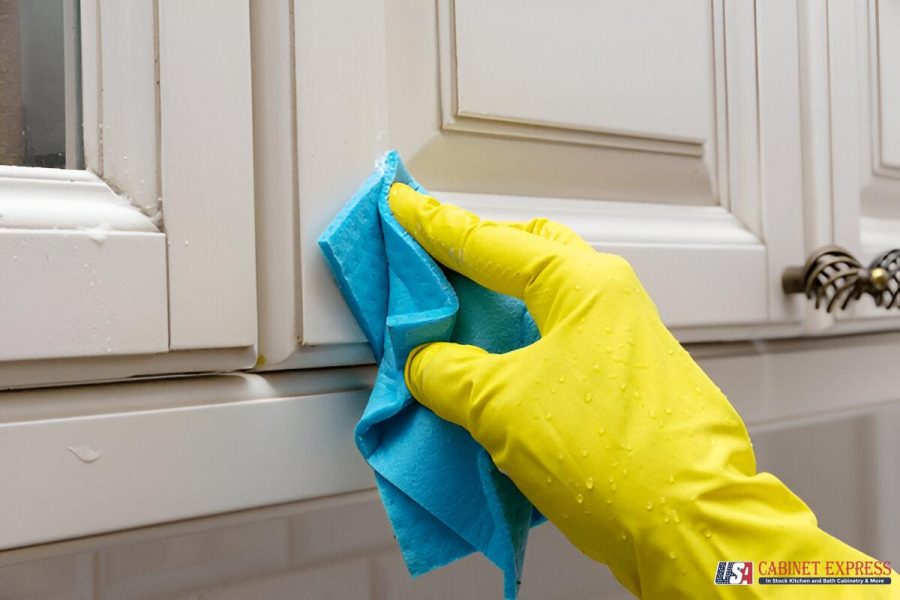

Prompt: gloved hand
xmin=388 ymin=183 xmax=897 ymax=599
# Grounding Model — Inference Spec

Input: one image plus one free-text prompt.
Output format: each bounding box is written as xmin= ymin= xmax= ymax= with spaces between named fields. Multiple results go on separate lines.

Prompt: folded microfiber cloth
xmin=318 ymin=151 xmax=544 ymax=599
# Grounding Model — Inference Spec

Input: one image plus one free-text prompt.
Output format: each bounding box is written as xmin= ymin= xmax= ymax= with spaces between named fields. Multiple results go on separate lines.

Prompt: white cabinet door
xmin=253 ymin=0 xmax=807 ymax=367
xmin=0 ymin=0 xmax=258 ymax=388
xmin=802 ymin=0 xmax=900 ymax=335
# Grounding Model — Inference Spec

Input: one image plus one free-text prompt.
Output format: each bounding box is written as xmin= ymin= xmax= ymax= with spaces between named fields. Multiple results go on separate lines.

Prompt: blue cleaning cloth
xmin=318 ymin=151 xmax=544 ymax=599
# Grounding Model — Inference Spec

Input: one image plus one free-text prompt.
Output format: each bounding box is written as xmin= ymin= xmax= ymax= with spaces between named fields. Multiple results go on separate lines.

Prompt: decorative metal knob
xmin=781 ymin=246 xmax=900 ymax=313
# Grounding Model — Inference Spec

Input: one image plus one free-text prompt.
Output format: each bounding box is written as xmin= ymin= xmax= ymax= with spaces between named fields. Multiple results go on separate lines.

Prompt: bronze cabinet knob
xmin=781 ymin=246 xmax=900 ymax=313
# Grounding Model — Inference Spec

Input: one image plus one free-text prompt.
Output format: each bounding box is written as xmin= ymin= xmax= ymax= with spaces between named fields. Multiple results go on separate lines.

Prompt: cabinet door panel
xmin=452 ymin=1 xmax=711 ymax=143
xmin=878 ymin=0 xmax=900 ymax=168
xmin=289 ymin=0 xmax=805 ymax=352
xmin=0 ymin=0 xmax=259 ymax=387
xmin=810 ymin=0 xmax=900 ymax=335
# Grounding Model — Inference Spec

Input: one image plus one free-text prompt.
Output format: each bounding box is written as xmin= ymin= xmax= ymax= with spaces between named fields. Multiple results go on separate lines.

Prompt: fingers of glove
xmin=503 ymin=218 xmax=595 ymax=254
xmin=404 ymin=341 xmax=495 ymax=432
xmin=389 ymin=183 xmax=575 ymax=327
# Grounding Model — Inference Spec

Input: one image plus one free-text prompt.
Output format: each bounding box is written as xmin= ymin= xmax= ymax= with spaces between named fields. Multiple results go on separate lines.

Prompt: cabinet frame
xmin=256 ymin=0 xmax=811 ymax=372
xmin=0 ymin=0 xmax=258 ymax=388
xmin=799 ymin=0 xmax=900 ymax=336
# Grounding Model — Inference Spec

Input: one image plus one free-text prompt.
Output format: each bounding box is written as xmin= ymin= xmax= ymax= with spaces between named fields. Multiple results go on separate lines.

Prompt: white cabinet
xmin=800 ymin=0 xmax=900 ymax=335
xmin=3 ymin=0 xmax=900 ymax=563
xmin=255 ymin=0 xmax=813 ymax=370
xmin=0 ymin=0 xmax=258 ymax=388
xmin=250 ymin=0 xmax=900 ymax=369
xmin=6 ymin=0 xmax=895 ymax=379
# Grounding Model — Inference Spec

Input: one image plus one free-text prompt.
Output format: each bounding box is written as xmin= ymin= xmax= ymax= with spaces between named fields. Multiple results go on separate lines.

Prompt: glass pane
xmin=0 ymin=0 xmax=81 ymax=169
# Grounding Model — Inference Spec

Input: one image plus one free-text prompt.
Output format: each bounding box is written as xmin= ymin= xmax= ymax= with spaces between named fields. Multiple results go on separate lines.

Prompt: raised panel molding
xmin=439 ymin=0 xmax=709 ymax=156
xmin=815 ymin=0 xmax=900 ymax=334
xmin=407 ymin=0 xmax=725 ymax=203
xmin=441 ymin=191 xmax=767 ymax=328
xmin=875 ymin=0 xmax=900 ymax=171
xmin=0 ymin=168 xmax=167 ymax=362
xmin=288 ymin=0 xmax=806 ymax=352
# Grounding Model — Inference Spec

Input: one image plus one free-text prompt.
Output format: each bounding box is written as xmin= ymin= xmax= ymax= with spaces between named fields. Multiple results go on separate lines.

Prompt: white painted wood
xmin=290 ymin=0 xmax=805 ymax=351
xmin=751 ymin=410 xmax=895 ymax=561
xmin=722 ymin=0 xmax=760 ymax=235
xmin=443 ymin=192 xmax=760 ymax=246
xmin=795 ymin=0 xmax=839 ymax=335
xmin=691 ymin=330 xmax=900 ymax=426
xmin=251 ymin=0 xmax=301 ymax=365
xmin=0 ymin=490 xmax=635 ymax=598
xmin=872 ymin=404 xmax=900 ymax=566
xmin=0 ymin=229 xmax=167 ymax=361
xmin=0 ymin=411 xmax=894 ymax=597
xmin=797 ymin=0 xmax=836 ymax=253
xmin=434 ymin=0 xmax=700 ymax=156
xmin=0 ymin=489 xmax=381 ymax=568
xmin=0 ymin=369 xmax=373 ymax=422
xmin=0 ymin=347 xmax=257 ymax=390
xmin=800 ymin=0 xmax=900 ymax=335
xmin=0 ymin=167 xmax=157 ymax=231
xmin=158 ymin=0 xmax=258 ymax=350
xmin=253 ymin=343 xmax=374 ymax=373
xmin=3 ymin=330 xmax=900 ymax=551
xmin=294 ymin=0 xmax=384 ymax=347
xmin=828 ymin=0 xmax=865 ymax=257
xmin=1 ymin=0 xmax=264 ymax=384
xmin=419 ymin=0 xmax=718 ymax=203
xmin=755 ymin=0 xmax=806 ymax=322
xmin=444 ymin=191 xmax=767 ymax=327
xmin=98 ymin=0 xmax=159 ymax=216
xmin=451 ymin=0 xmax=711 ymax=144
xmin=0 ymin=377 xmax=372 ymax=550
xmin=0 ymin=167 xmax=168 ymax=363
xmin=876 ymin=0 xmax=900 ymax=168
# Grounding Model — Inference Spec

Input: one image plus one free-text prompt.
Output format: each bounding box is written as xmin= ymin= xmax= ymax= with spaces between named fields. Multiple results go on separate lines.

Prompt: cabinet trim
xmin=4 ymin=331 xmax=900 ymax=551
xmin=0 ymin=372 xmax=374 ymax=550
xmin=0 ymin=167 xmax=157 ymax=231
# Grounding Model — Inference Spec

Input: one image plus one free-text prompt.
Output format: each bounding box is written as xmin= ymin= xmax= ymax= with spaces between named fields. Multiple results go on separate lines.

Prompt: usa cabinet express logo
xmin=715 ymin=561 xmax=893 ymax=586
xmin=715 ymin=562 xmax=753 ymax=585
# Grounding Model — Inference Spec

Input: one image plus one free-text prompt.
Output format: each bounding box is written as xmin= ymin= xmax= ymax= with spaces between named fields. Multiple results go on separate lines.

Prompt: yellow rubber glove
xmin=388 ymin=183 xmax=897 ymax=599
